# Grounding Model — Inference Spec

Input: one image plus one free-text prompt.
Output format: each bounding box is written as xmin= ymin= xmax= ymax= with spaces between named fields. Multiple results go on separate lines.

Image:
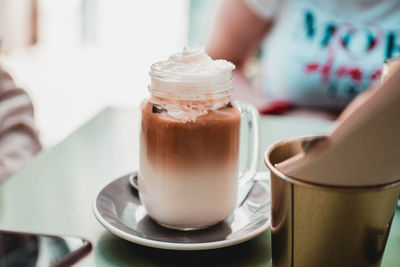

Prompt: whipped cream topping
xmin=149 ymin=46 xmax=235 ymax=100
xmin=148 ymin=46 xmax=235 ymax=121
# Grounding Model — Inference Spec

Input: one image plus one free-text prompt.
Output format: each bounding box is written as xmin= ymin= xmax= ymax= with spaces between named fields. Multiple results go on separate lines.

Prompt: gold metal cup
xmin=265 ymin=135 xmax=400 ymax=267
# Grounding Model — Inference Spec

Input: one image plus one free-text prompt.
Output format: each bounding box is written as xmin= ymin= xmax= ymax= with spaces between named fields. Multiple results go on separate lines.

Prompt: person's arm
xmin=207 ymin=0 xmax=273 ymax=69
xmin=207 ymin=0 xmax=274 ymax=110
xmin=0 ymin=67 xmax=41 ymax=182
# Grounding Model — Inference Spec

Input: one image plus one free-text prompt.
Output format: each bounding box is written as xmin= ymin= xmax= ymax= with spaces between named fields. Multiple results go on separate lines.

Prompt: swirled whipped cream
xmin=148 ymin=46 xmax=235 ymax=121
xmin=149 ymin=46 xmax=235 ymax=99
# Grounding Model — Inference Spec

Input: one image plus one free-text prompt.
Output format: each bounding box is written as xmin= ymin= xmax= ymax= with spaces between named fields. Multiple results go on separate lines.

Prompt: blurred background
xmin=0 ymin=0 xmax=219 ymax=147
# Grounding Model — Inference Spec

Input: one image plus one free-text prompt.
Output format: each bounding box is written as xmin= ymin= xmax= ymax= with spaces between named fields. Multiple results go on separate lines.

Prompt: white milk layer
xmin=139 ymin=147 xmax=238 ymax=229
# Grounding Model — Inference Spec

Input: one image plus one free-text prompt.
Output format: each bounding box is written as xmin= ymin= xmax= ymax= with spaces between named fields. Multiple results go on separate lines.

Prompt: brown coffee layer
xmin=140 ymin=101 xmax=241 ymax=172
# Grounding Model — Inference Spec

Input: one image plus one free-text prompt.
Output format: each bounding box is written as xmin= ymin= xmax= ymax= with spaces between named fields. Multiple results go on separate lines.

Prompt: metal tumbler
xmin=265 ymin=135 xmax=400 ymax=267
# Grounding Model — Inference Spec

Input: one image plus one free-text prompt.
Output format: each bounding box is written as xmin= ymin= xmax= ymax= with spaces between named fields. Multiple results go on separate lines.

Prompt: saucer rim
xmin=92 ymin=173 xmax=271 ymax=251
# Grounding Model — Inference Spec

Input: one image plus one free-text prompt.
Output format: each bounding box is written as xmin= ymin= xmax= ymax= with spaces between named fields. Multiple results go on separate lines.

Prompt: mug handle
xmin=235 ymin=101 xmax=260 ymax=187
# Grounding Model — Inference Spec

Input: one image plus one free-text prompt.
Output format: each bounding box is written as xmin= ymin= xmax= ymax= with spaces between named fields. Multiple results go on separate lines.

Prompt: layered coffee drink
xmin=139 ymin=47 xmax=251 ymax=230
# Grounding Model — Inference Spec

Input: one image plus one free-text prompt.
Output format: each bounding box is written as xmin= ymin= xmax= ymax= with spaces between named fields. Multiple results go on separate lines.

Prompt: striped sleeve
xmin=0 ymin=67 xmax=41 ymax=182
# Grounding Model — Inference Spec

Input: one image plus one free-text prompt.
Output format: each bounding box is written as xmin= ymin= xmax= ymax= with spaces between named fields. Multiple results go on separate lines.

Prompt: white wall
xmin=1 ymin=0 xmax=189 ymax=146
xmin=0 ymin=0 xmax=35 ymax=50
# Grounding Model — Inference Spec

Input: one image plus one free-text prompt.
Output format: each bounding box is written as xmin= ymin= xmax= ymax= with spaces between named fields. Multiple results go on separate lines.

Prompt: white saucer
xmin=93 ymin=172 xmax=270 ymax=250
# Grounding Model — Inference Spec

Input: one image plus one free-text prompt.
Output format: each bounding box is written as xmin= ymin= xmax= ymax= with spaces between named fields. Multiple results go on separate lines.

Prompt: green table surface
xmin=0 ymin=107 xmax=398 ymax=266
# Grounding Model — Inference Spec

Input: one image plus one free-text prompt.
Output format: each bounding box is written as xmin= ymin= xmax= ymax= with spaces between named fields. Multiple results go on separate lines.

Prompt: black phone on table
xmin=0 ymin=230 xmax=92 ymax=267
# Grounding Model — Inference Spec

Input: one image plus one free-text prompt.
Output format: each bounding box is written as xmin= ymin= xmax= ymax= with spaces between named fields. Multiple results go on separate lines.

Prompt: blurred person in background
xmin=207 ymin=0 xmax=400 ymax=119
xmin=0 ymin=65 xmax=41 ymax=182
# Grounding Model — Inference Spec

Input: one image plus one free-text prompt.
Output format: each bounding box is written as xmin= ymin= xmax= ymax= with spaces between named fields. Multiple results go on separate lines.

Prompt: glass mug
xmin=138 ymin=47 xmax=259 ymax=230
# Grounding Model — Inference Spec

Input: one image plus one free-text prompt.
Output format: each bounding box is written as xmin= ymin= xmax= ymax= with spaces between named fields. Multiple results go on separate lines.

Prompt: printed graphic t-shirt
xmin=245 ymin=0 xmax=400 ymax=110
